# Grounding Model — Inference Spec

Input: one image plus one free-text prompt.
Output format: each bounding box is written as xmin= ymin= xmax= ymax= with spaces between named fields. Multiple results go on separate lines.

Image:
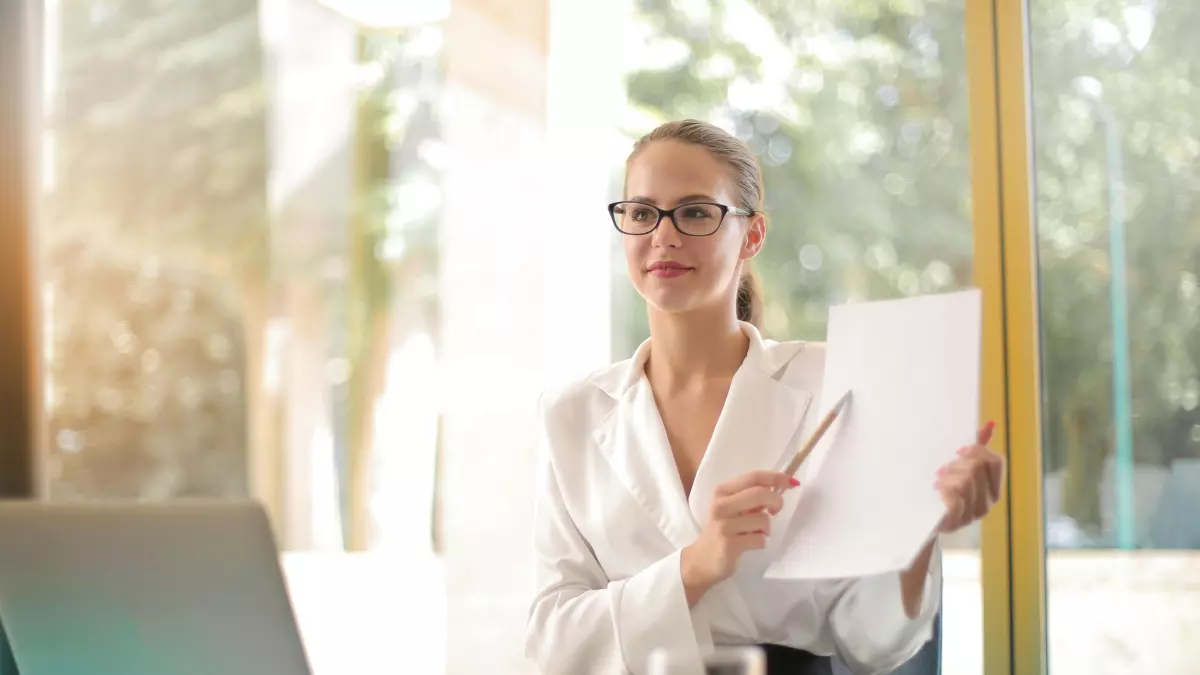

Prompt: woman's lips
xmin=647 ymin=261 xmax=693 ymax=279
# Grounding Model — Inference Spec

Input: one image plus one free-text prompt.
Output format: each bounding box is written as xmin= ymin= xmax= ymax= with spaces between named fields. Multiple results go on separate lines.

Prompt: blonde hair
xmin=626 ymin=119 xmax=767 ymax=327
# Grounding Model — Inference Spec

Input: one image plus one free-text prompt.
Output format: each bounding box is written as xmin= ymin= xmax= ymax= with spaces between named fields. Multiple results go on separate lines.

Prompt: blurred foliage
xmin=45 ymin=0 xmax=266 ymax=498
xmin=47 ymin=260 xmax=249 ymax=498
xmin=617 ymin=0 xmax=1200 ymax=540
xmin=1029 ymin=0 xmax=1200 ymax=535
xmin=45 ymin=0 xmax=444 ymax=547
xmin=342 ymin=30 xmax=444 ymax=550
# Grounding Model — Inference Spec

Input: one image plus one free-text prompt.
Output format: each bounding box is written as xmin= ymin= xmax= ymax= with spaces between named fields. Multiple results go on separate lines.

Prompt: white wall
xmin=440 ymin=2 xmax=553 ymax=672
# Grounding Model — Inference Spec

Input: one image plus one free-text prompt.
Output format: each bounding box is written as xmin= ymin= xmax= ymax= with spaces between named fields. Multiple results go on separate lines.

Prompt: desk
xmin=281 ymin=552 xmax=446 ymax=674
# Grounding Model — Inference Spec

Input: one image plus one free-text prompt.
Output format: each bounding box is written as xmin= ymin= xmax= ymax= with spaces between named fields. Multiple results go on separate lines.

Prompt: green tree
xmin=1029 ymin=0 xmax=1200 ymax=539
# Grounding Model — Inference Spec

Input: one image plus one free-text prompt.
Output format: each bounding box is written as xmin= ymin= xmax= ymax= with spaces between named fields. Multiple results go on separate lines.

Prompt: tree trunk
xmin=345 ymin=308 xmax=391 ymax=550
xmin=1062 ymin=406 xmax=1104 ymax=530
xmin=343 ymin=32 xmax=394 ymax=551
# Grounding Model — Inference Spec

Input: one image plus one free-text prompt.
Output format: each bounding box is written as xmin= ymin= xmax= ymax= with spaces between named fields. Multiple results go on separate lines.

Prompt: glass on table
xmin=647 ymin=646 xmax=766 ymax=675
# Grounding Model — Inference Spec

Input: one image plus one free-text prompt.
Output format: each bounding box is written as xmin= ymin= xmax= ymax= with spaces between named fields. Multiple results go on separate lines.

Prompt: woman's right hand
xmin=680 ymin=470 xmax=799 ymax=605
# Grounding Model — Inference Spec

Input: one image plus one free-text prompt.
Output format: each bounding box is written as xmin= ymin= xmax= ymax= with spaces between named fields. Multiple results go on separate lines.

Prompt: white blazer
xmin=525 ymin=322 xmax=941 ymax=675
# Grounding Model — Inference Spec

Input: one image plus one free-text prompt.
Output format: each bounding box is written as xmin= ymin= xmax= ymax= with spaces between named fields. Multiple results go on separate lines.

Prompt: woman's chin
xmin=640 ymin=289 xmax=706 ymax=317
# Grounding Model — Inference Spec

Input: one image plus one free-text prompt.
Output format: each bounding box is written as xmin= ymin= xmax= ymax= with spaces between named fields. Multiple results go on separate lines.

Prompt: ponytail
xmin=736 ymin=264 xmax=764 ymax=328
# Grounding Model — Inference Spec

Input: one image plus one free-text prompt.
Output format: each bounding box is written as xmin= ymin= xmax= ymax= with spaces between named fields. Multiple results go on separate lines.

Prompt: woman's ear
xmin=740 ymin=213 xmax=767 ymax=260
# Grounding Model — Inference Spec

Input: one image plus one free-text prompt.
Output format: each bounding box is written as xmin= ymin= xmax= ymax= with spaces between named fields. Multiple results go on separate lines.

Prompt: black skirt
xmin=757 ymin=644 xmax=833 ymax=675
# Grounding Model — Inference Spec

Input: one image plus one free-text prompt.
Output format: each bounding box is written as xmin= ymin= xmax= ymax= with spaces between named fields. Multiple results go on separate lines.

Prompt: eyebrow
xmin=626 ymin=194 xmax=719 ymax=206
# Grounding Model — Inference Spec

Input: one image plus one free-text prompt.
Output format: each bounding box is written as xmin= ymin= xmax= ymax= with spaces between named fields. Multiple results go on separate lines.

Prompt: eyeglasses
xmin=607 ymin=201 xmax=753 ymax=237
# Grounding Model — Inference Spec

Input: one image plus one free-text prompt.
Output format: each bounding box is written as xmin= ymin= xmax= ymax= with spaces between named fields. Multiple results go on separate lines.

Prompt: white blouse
xmin=524 ymin=323 xmax=940 ymax=675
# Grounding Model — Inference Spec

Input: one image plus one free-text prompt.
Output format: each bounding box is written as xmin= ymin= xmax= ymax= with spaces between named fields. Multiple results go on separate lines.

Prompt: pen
xmin=779 ymin=390 xmax=852 ymax=482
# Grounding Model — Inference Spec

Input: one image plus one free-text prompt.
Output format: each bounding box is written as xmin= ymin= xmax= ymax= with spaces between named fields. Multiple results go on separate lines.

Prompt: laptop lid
xmin=0 ymin=501 xmax=312 ymax=675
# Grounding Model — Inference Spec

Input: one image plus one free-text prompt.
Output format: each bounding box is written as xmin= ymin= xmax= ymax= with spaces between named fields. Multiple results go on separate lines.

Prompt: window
xmin=39 ymin=0 xmax=444 ymax=553
xmin=1029 ymin=1 xmax=1200 ymax=672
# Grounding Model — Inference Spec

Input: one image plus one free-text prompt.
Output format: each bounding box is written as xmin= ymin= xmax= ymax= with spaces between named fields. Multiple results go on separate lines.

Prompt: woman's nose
xmin=650 ymin=214 xmax=682 ymax=248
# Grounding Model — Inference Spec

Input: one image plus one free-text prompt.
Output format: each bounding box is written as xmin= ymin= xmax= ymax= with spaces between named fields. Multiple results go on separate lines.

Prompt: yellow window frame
xmin=966 ymin=0 xmax=1047 ymax=674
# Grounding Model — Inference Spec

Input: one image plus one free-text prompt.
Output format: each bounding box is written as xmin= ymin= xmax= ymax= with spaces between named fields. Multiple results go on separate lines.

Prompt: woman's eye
xmin=682 ymin=207 xmax=714 ymax=219
xmin=631 ymin=209 xmax=655 ymax=221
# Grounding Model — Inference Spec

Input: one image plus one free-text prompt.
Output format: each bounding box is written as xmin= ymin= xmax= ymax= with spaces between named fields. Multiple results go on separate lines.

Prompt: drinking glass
xmin=646 ymin=646 xmax=766 ymax=675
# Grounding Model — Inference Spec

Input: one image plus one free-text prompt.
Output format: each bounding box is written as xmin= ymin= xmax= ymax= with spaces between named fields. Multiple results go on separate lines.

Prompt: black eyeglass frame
xmin=607 ymin=200 xmax=755 ymax=237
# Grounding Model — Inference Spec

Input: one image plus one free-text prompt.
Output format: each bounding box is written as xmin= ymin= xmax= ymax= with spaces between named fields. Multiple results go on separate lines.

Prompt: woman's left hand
xmin=936 ymin=421 xmax=1006 ymax=533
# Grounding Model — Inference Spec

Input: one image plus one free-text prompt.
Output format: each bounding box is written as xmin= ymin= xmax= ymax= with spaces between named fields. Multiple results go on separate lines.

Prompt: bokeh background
xmin=22 ymin=0 xmax=1200 ymax=673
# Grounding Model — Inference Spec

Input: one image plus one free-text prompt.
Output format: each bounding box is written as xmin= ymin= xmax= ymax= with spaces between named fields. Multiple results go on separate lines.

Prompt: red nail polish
xmin=986 ymin=420 xmax=996 ymax=430
xmin=788 ymin=477 xmax=800 ymax=487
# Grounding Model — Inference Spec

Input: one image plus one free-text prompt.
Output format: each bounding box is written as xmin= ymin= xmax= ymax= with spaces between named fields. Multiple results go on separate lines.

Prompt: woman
xmin=524 ymin=120 xmax=1004 ymax=675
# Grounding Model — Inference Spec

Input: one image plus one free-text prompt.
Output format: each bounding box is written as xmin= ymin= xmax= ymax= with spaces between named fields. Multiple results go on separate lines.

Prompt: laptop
xmin=0 ymin=500 xmax=312 ymax=675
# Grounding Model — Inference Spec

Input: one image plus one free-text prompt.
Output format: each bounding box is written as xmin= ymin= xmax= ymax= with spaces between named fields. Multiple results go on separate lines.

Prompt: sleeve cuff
xmin=611 ymin=549 xmax=711 ymax=675
xmin=833 ymin=547 xmax=941 ymax=674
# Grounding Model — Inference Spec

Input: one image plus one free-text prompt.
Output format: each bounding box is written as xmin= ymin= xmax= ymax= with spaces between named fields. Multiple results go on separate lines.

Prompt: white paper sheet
xmin=764 ymin=289 xmax=982 ymax=580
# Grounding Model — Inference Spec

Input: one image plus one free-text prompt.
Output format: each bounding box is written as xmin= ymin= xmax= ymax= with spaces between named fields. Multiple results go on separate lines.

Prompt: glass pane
xmin=1029 ymin=1 xmax=1200 ymax=673
xmin=605 ymin=1 xmax=979 ymax=673
xmin=39 ymin=3 xmax=448 ymax=670
xmin=39 ymin=2 xmax=444 ymax=550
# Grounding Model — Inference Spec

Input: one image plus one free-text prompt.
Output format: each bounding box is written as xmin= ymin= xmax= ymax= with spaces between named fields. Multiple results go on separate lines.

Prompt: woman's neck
xmin=644 ymin=305 xmax=748 ymax=392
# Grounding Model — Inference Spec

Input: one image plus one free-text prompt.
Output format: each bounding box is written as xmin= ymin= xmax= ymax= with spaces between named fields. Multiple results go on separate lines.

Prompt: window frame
xmin=0 ymin=0 xmax=45 ymax=500
xmin=965 ymin=1 xmax=1047 ymax=674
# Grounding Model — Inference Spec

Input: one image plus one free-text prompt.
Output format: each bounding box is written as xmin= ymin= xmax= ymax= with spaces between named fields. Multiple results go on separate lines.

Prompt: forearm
xmin=898 ymin=539 xmax=936 ymax=618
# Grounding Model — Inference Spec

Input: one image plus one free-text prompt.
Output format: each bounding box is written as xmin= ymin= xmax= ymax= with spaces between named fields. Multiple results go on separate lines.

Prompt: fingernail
xmin=957 ymin=447 xmax=970 ymax=456
xmin=936 ymin=466 xmax=948 ymax=476
xmin=788 ymin=477 xmax=800 ymax=487
xmin=986 ymin=420 xmax=996 ymax=430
